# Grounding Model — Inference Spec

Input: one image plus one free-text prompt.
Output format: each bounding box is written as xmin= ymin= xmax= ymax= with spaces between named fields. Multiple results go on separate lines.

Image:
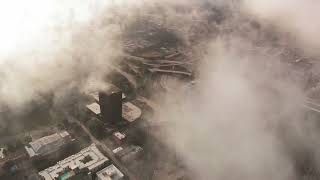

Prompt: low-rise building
xmin=116 ymin=145 xmax=143 ymax=163
xmin=39 ymin=144 xmax=109 ymax=180
xmin=96 ymin=164 xmax=124 ymax=180
xmin=122 ymin=102 xmax=142 ymax=123
xmin=25 ymin=131 xmax=71 ymax=158
xmin=112 ymin=147 xmax=123 ymax=154
xmin=113 ymin=132 xmax=126 ymax=145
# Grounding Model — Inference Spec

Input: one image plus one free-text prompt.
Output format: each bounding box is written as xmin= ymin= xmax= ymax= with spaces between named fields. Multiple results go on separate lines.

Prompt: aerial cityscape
xmin=1 ymin=0 xmax=320 ymax=180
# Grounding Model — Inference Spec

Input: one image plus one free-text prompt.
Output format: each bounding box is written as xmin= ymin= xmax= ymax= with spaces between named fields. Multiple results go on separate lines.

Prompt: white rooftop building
xmin=112 ymin=147 xmax=123 ymax=154
xmin=25 ymin=131 xmax=71 ymax=157
xmin=96 ymin=164 xmax=124 ymax=180
xmin=39 ymin=144 xmax=109 ymax=180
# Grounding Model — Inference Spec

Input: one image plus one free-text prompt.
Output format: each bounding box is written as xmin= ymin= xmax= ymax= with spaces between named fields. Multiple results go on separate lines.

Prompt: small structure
xmin=112 ymin=147 xmax=123 ymax=154
xmin=116 ymin=145 xmax=143 ymax=163
xmin=113 ymin=132 xmax=126 ymax=145
xmin=0 ymin=147 xmax=6 ymax=159
xmin=96 ymin=164 xmax=124 ymax=180
xmin=39 ymin=144 xmax=108 ymax=180
xmin=25 ymin=131 xmax=71 ymax=158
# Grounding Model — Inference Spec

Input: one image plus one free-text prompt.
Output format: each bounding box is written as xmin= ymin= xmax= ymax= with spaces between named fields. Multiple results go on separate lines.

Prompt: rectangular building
xmin=39 ymin=144 xmax=109 ymax=180
xmin=96 ymin=164 xmax=124 ymax=180
xmin=99 ymin=86 xmax=122 ymax=124
xmin=25 ymin=131 xmax=71 ymax=158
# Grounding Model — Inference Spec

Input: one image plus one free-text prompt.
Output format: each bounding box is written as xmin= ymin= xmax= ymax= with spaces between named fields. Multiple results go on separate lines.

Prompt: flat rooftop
xmin=96 ymin=164 xmax=124 ymax=180
xmin=86 ymin=102 xmax=142 ymax=122
xmin=25 ymin=131 xmax=70 ymax=157
xmin=122 ymin=102 xmax=142 ymax=122
xmin=39 ymin=144 xmax=109 ymax=180
xmin=86 ymin=103 xmax=101 ymax=115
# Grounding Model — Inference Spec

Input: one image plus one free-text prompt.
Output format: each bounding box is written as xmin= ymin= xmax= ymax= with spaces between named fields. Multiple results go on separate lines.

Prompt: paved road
xmin=65 ymin=113 xmax=137 ymax=180
xmin=148 ymin=68 xmax=192 ymax=76
xmin=304 ymin=101 xmax=320 ymax=113
xmin=111 ymin=65 xmax=138 ymax=89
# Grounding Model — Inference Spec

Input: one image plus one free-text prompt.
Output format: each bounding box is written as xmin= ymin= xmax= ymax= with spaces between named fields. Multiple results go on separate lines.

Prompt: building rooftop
xmin=86 ymin=103 xmax=101 ymax=115
xmin=112 ymin=147 xmax=123 ymax=154
xmin=103 ymin=85 xmax=122 ymax=95
xmin=25 ymin=131 xmax=71 ymax=157
xmin=122 ymin=102 xmax=142 ymax=122
xmin=89 ymin=92 xmax=126 ymax=102
xmin=39 ymin=144 xmax=109 ymax=180
xmin=113 ymin=132 xmax=126 ymax=140
xmin=86 ymin=102 xmax=142 ymax=122
xmin=117 ymin=145 xmax=143 ymax=162
xmin=96 ymin=164 xmax=124 ymax=180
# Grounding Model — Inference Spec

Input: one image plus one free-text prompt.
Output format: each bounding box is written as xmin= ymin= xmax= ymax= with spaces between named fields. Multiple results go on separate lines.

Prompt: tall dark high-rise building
xmin=99 ymin=86 xmax=122 ymax=124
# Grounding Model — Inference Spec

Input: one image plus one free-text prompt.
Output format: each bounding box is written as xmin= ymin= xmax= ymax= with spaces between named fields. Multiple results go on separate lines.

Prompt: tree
xmin=23 ymin=135 xmax=32 ymax=144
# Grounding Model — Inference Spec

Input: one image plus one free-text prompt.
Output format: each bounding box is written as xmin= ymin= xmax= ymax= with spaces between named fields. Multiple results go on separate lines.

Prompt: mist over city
xmin=1 ymin=1 xmax=320 ymax=180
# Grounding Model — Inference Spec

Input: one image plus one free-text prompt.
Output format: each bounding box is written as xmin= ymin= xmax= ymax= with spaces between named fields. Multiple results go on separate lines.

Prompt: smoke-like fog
xmin=147 ymin=0 xmax=320 ymax=179
xmin=243 ymin=0 xmax=320 ymax=55
xmin=0 ymin=0 xmax=123 ymax=109
xmin=153 ymin=37 xmax=306 ymax=179
xmin=1 ymin=0 xmax=320 ymax=179
xmin=0 ymin=0 xmax=112 ymax=56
